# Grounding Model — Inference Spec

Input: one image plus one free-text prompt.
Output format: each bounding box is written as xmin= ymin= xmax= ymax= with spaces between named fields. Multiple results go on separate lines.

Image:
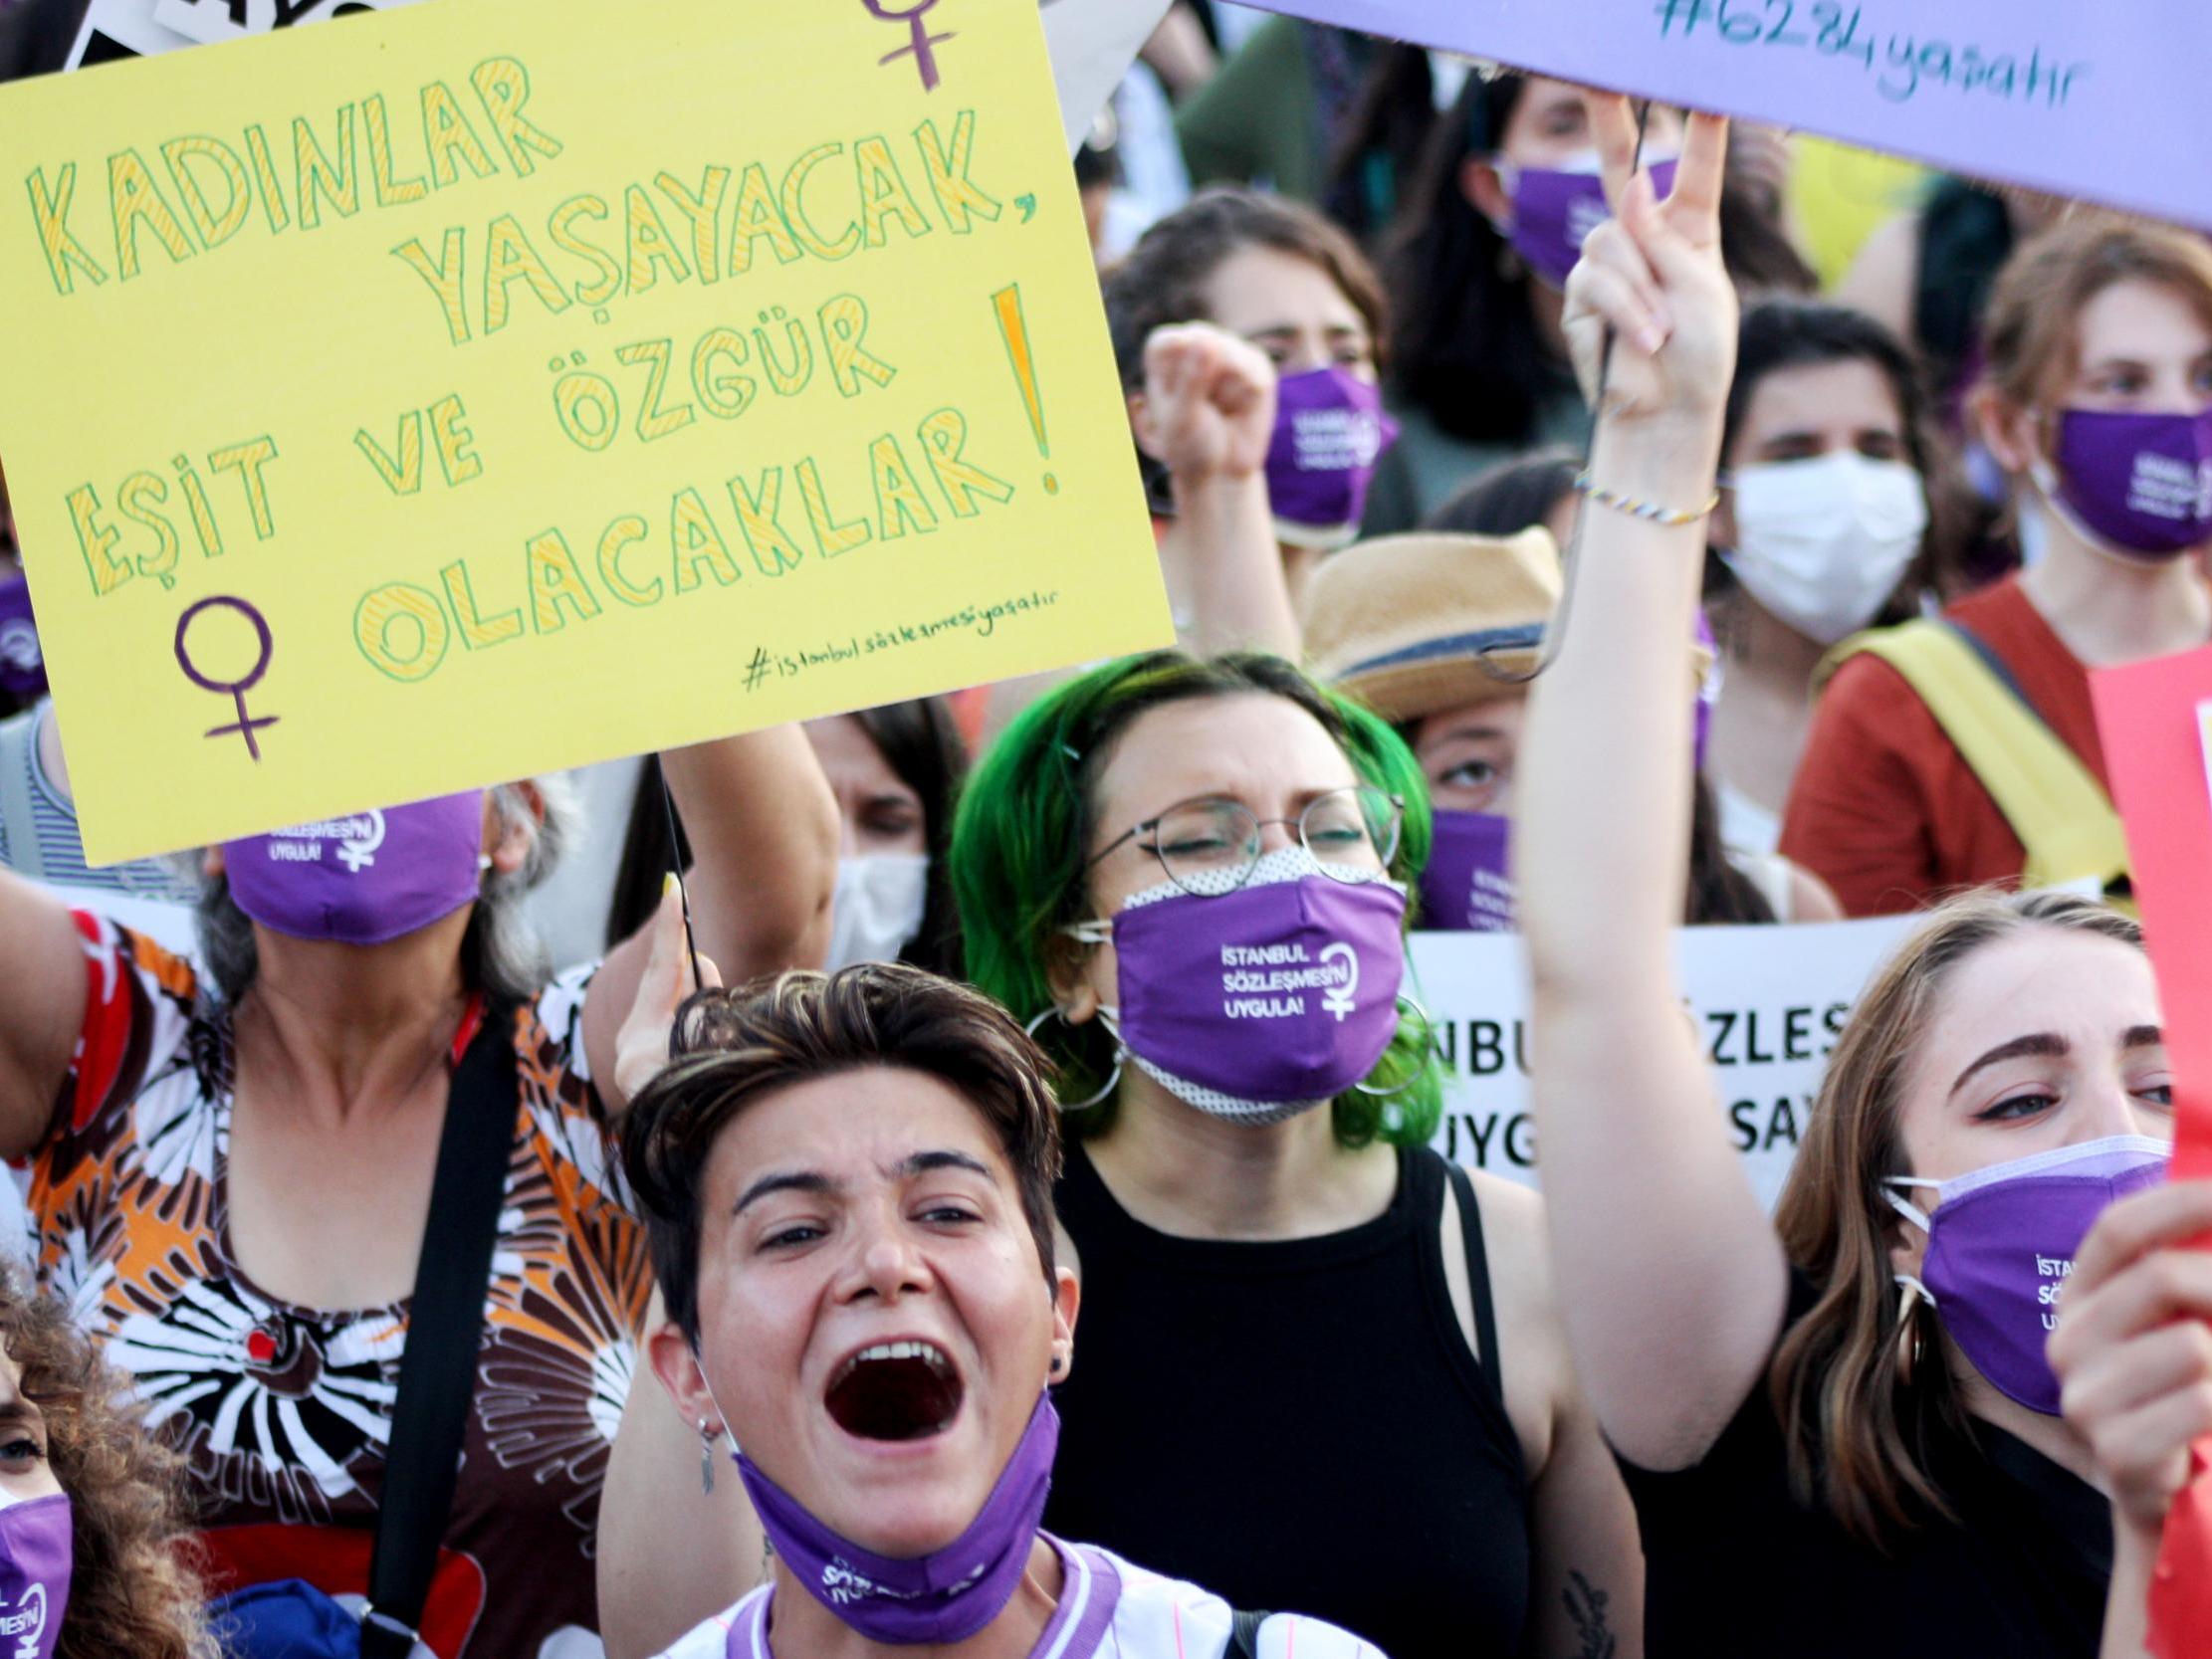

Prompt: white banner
xmin=1039 ymin=0 xmax=1173 ymax=152
xmin=1413 ymin=916 xmax=1917 ymax=1209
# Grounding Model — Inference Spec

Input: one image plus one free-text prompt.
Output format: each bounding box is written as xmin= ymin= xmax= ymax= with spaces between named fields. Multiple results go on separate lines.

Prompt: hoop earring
xmin=1894 ymin=1283 xmax=1926 ymax=1388
xmin=1023 ymin=1006 xmax=1124 ymax=1110
xmin=1354 ymin=992 xmax=1440 ymax=1099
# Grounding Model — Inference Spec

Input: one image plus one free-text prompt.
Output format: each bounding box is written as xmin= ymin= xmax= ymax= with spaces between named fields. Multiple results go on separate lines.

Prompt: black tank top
xmin=1046 ymin=1142 xmax=1531 ymax=1658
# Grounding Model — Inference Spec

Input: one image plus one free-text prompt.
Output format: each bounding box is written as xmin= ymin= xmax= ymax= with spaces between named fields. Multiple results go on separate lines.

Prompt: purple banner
xmin=1247 ymin=0 xmax=2211 ymax=231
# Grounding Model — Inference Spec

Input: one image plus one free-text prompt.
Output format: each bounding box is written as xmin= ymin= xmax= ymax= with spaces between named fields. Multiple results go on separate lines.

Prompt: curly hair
xmin=0 ymin=1273 xmax=213 ymax=1659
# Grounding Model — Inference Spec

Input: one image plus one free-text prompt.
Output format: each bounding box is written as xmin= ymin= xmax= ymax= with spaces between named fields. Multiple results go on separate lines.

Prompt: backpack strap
xmin=359 ymin=998 xmax=518 ymax=1659
xmin=1818 ymin=619 xmax=2129 ymax=895
xmin=0 ymin=710 xmax=48 ymax=882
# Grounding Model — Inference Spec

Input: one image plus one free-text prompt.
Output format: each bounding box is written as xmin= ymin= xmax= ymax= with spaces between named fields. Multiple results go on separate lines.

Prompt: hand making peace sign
xmin=1562 ymin=95 xmax=1738 ymax=431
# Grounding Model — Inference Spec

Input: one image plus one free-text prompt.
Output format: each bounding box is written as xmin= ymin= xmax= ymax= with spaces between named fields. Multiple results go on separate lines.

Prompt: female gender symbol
xmin=174 ymin=594 xmax=279 ymax=761
xmin=861 ymin=0 xmax=953 ymax=92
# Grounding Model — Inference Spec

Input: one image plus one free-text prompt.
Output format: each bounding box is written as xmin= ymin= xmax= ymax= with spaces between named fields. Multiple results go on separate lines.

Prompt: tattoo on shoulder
xmin=1564 ymin=1568 xmax=1616 ymax=1659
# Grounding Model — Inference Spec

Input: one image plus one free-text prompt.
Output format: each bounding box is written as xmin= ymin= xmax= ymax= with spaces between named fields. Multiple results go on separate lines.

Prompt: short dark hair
xmin=1424 ymin=448 xmax=1581 ymax=537
xmin=620 ymin=964 xmax=1064 ymax=1347
xmin=1723 ymin=298 xmax=1931 ymax=473
xmin=1716 ymin=297 xmax=1955 ymax=627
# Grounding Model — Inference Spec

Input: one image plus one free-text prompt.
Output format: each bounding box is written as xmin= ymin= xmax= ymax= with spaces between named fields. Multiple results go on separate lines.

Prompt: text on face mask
xmin=1217 ymin=941 xmax=1356 ymax=1017
xmin=2037 ymin=1253 xmax=2074 ymax=1325
xmin=2127 ymin=453 xmax=2212 ymax=521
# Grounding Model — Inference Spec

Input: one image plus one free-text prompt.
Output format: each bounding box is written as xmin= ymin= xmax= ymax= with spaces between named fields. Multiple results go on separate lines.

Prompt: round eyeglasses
xmin=1084 ymin=786 xmax=1404 ymax=897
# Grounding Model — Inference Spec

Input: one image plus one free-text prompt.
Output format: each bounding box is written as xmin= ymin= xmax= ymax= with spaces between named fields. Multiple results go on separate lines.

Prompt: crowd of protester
xmin=2 ymin=2 xmax=2211 ymax=1655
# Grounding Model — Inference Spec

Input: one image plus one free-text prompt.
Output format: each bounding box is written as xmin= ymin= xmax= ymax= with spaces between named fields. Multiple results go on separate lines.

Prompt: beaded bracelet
xmin=1573 ymin=471 xmax=1720 ymax=526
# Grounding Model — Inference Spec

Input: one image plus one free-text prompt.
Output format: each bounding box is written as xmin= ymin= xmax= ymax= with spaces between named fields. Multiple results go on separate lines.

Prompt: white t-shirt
xmin=651 ymin=1538 xmax=1384 ymax=1659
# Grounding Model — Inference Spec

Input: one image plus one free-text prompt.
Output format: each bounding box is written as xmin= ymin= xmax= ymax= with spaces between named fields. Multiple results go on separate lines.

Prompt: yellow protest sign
xmin=0 ymin=0 xmax=1170 ymax=866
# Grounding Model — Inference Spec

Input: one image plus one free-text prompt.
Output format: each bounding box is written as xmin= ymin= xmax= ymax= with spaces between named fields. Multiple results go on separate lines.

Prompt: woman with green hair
xmin=951 ymin=649 xmax=1641 ymax=1659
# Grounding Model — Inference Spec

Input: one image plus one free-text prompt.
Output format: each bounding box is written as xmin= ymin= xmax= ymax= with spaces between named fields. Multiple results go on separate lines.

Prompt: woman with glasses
xmin=948 ymin=651 xmax=1643 ymax=1659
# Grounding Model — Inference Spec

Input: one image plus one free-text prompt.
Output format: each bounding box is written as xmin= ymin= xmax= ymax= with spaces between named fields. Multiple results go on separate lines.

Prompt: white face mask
xmin=824 ymin=854 xmax=930 ymax=971
xmin=1721 ymin=451 xmax=1928 ymax=646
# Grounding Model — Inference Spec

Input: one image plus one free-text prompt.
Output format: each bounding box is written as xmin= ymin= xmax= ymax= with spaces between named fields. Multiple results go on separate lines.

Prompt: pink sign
xmin=2092 ymin=645 xmax=2212 ymax=1176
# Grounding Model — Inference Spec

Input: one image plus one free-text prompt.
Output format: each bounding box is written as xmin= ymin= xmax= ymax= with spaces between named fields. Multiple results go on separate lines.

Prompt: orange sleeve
xmin=1778 ymin=654 xmax=1949 ymax=917
xmin=57 ymin=913 xmax=195 ymax=1142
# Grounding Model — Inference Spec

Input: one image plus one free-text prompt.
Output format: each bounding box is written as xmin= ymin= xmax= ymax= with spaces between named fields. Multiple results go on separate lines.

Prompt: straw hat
xmin=1303 ymin=529 xmax=1562 ymax=725
xmin=1304 ymin=527 xmax=1715 ymax=725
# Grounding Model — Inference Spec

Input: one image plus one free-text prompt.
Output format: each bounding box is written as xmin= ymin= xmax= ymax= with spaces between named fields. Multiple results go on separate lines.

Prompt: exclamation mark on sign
xmin=992 ymin=284 xmax=1055 ymax=496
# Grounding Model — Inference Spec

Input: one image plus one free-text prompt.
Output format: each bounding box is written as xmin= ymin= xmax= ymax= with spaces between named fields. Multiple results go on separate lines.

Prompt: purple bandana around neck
xmin=736 ymin=1392 xmax=1058 ymax=1646
xmin=1110 ymin=856 xmax=1407 ymax=1106
xmin=0 ymin=1494 xmax=71 ymax=1659
xmin=1264 ymin=366 xmax=1399 ymax=534
xmin=2048 ymin=407 xmax=2212 ymax=559
xmin=1893 ymin=1135 xmax=2169 ymax=1414
xmin=0 ymin=575 xmax=44 ymax=701
xmin=1507 ymin=158 xmax=1678 ymax=290
xmin=1419 ymin=811 xmax=1514 ymax=933
xmin=222 ymin=790 xmax=486 ymax=944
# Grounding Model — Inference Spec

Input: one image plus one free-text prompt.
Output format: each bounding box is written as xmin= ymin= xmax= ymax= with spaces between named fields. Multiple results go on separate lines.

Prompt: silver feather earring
xmin=699 ymin=1419 xmax=719 ymax=1495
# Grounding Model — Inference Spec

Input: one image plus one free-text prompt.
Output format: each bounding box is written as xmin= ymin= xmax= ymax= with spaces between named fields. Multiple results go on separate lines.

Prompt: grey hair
xmin=195 ymin=777 xmax=579 ymax=1006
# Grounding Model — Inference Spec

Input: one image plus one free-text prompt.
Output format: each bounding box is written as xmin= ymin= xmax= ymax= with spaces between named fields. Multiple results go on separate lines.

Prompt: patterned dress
xmin=32 ymin=913 xmax=650 ymax=1658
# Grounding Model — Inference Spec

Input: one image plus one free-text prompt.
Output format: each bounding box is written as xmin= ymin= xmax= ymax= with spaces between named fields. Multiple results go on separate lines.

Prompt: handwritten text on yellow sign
xmin=0 ymin=0 xmax=1168 ymax=864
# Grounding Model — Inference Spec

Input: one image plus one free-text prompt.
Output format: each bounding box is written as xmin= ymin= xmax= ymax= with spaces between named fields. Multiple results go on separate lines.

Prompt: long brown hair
xmin=1767 ymin=891 xmax=2142 ymax=1549
xmin=0 ymin=1273 xmax=213 ymax=1659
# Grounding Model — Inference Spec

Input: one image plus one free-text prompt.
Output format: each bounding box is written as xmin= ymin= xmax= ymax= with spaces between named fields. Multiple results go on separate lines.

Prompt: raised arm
xmin=0 ymin=867 xmax=88 ymax=1161
xmin=1139 ymin=322 xmax=1300 ymax=659
xmin=2049 ymin=1179 xmax=2212 ymax=1659
xmin=1516 ymin=100 xmax=1788 ymax=1470
xmin=599 ymin=896 xmax=760 ymax=1658
xmin=585 ymin=725 xmax=836 ymax=1115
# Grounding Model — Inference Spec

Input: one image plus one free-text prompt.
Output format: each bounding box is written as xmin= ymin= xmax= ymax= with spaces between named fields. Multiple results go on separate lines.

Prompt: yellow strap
xmin=1819 ymin=622 xmax=2129 ymax=893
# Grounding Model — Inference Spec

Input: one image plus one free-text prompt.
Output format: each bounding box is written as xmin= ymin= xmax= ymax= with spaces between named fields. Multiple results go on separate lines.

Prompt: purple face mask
xmin=1419 ymin=811 xmax=1514 ymax=933
xmin=2042 ymin=407 xmax=2212 ymax=559
xmin=1504 ymin=157 xmax=1678 ymax=290
xmin=223 ymin=790 xmax=487 ymax=945
xmin=1265 ymin=367 xmax=1399 ymax=548
xmin=1888 ymin=1134 xmax=2170 ymax=1414
xmin=0 ymin=575 xmax=44 ymax=701
xmin=1069 ymin=847 xmax=1408 ymax=1124
xmin=735 ymin=1392 xmax=1057 ymax=1646
xmin=0 ymin=1493 xmax=72 ymax=1659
